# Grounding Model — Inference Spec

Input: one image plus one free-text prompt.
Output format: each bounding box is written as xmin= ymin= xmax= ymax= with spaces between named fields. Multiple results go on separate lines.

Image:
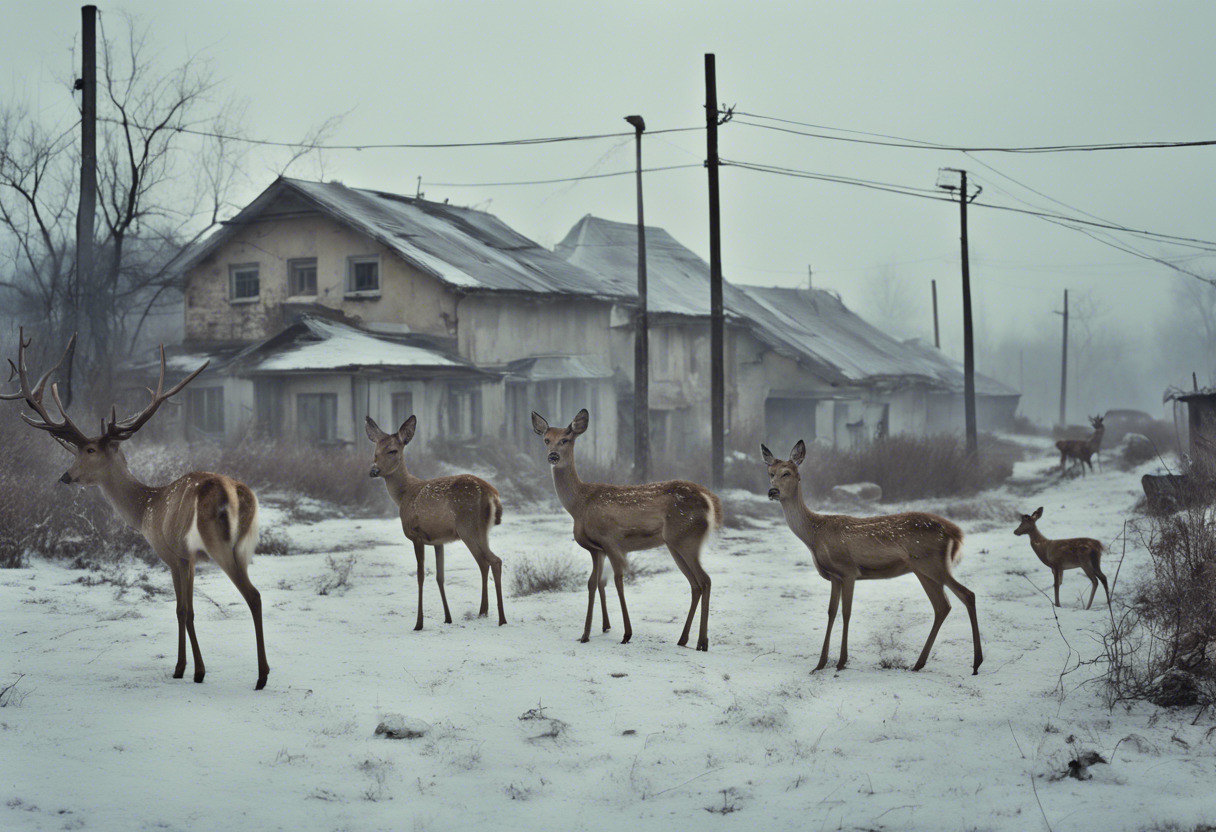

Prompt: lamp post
xmin=625 ymin=114 xmax=649 ymax=482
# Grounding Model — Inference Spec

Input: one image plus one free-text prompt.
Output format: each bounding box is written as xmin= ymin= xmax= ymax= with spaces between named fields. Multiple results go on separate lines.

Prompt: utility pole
xmin=1056 ymin=289 xmax=1069 ymax=427
xmin=625 ymin=114 xmax=649 ymax=482
xmin=931 ymin=279 xmax=940 ymax=349
xmin=705 ymin=54 xmax=725 ymax=489
xmin=69 ymin=4 xmax=97 ymax=407
xmin=936 ymin=168 xmax=979 ymax=458
xmin=807 ymin=264 xmax=813 ymax=291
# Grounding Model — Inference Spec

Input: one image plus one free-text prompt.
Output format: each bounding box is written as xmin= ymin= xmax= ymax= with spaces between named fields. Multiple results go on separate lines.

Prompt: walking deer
xmin=762 ymin=441 xmax=982 ymax=674
xmin=532 ymin=409 xmax=721 ymax=650
xmin=2 ymin=331 xmax=268 ymax=689
xmin=1056 ymin=414 xmax=1105 ymax=476
xmin=365 ymin=415 xmax=506 ymax=629
xmin=1014 ymin=506 xmax=1109 ymax=609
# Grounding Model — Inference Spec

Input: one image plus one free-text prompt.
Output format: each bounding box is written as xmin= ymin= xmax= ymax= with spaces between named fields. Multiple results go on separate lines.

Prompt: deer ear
xmin=790 ymin=440 xmax=806 ymax=466
xmin=1032 ymin=506 xmax=1043 ymax=519
xmin=398 ymin=414 xmax=416 ymax=445
xmin=570 ymin=408 xmax=589 ymax=436
xmin=761 ymin=444 xmax=776 ymax=465
xmin=531 ymin=412 xmax=549 ymax=436
xmin=365 ymin=416 xmax=387 ymax=443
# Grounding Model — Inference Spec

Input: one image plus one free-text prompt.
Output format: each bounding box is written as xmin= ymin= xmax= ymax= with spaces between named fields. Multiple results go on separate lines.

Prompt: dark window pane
xmin=351 ymin=259 xmax=379 ymax=292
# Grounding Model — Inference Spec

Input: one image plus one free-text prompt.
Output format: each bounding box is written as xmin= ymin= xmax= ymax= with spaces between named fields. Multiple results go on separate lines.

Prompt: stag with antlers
xmin=2 ymin=330 xmax=269 ymax=690
xmin=1055 ymin=414 xmax=1105 ymax=476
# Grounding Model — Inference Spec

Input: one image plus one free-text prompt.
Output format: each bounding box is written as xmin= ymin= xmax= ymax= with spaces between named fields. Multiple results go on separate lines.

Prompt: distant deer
xmin=1 ymin=331 xmax=268 ymax=689
xmin=531 ymin=409 xmax=721 ymax=650
xmin=1014 ymin=506 xmax=1109 ymax=609
xmin=763 ymin=441 xmax=982 ymax=674
xmin=1056 ymin=414 xmax=1105 ymax=476
xmin=365 ymin=415 xmax=506 ymax=629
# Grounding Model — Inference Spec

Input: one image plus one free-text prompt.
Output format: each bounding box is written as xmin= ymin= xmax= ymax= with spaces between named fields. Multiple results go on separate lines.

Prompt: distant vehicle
xmin=1102 ymin=409 xmax=1155 ymax=444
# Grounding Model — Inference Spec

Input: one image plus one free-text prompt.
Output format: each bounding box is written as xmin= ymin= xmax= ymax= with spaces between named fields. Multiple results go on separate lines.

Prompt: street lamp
xmin=625 ymin=115 xmax=649 ymax=482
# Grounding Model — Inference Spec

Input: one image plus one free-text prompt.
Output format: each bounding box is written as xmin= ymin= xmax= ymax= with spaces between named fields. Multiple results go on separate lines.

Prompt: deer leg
xmin=1052 ymin=567 xmax=1062 ymax=607
xmin=182 ymin=559 xmax=205 ymax=683
xmin=227 ymin=566 xmax=270 ymax=690
xmin=474 ymin=550 xmax=490 ymax=618
xmin=599 ymin=568 xmax=611 ymax=632
xmin=170 ymin=561 xmax=187 ymax=680
xmin=413 ymin=541 xmax=426 ymax=631
xmin=486 ymin=550 xmax=506 ymax=626
xmin=434 ymin=544 xmax=452 ymax=624
xmin=464 ymin=532 xmax=507 ymax=626
xmin=814 ymin=579 xmax=841 ymax=672
xmin=581 ymin=550 xmax=604 ymax=643
xmin=1096 ymin=563 xmax=1111 ymax=607
xmin=944 ymin=574 xmax=982 ymax=674
xmin=836 ymin=577 xmax=854 ymax=671
xmin=605 ymin=549 xmax=632 ymax=645
xmin=912 ymin=573 xmax=951 ymax=672
xmin=667 ymin=544 xmax=702 ymax=647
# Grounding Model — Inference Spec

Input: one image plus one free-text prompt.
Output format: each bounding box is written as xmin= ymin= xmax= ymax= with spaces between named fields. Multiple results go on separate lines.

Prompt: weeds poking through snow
xmin=510 ymin=556 xmax=581 ymax=596
xmin=0 ymin=675 xmax=28 ymax=707
xmin=705 ymin=788 xmax=742 ymax=815
xmin=315 ymin=553 xmax=357 ymax=596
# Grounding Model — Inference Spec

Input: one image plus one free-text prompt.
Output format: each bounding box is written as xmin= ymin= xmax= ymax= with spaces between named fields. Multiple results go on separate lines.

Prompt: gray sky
xmin=5 ymin=0 xmax=1215 ymax=415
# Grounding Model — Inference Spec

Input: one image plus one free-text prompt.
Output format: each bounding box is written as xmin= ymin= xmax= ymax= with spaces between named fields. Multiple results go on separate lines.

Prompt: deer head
xmin=1014 ymin=506 xmax=1044 ymax=536
xmin=365 ymin=414 xmax=415 ymax=478
xmin=532 ymin=409 xmax=588 ymax=468
xmin=761 ymin=440 xmax=806 ymax=501
xmin=1089 ymin=415 xmax=1104 ymax=431
xmin=2 ymin=329 xmax=207 ymax=485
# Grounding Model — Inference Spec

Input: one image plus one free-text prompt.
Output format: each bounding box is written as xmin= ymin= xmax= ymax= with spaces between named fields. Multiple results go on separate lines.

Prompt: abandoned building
xmin=139 ymin=177 xmax=1019 ymax=462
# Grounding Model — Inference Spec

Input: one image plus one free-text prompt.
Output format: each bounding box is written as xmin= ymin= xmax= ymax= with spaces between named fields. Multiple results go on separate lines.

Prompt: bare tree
xmin=863 ymin=264 xmax=919 ymax=339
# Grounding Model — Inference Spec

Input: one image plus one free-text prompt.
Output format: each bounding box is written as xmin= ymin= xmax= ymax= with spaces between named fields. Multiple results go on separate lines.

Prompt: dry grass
xmin=510 ymin=555 xmax=583 ymax=596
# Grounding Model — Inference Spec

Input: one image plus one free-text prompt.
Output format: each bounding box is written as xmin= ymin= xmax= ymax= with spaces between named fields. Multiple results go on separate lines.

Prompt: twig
xmin=649 ymin=766 xmax=723 ymax=798
xmin=1029 ymin=772 xmax=1053 ymax=832
xmin=1008 ymin=720 xmax=1026 ymax=759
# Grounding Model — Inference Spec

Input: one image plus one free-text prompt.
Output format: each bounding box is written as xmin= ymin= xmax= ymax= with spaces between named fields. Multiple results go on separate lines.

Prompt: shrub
xmin=510 ymin=555 xmax=582 ymax=596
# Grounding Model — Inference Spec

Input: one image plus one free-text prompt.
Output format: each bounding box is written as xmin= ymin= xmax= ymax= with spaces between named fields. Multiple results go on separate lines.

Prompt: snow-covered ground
xmin=3 ymin=448 xmax=1214 ymax=831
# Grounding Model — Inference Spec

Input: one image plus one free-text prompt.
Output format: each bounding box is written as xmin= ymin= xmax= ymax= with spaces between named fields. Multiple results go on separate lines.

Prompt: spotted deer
xmin=365 ymin=415 xmax=506 ymax=629
xmin=1056 ymin=414 xmax=1105 ymax=476
xmin=1 ymin=331 xmax=268 ymax=689
xmin=763 ymin=441 xmax=982 ymax=674
xmin=531 ymin=409 xmax=721 ymax=651
xmin=1014 ymin=506 xmax=1109 ymax=609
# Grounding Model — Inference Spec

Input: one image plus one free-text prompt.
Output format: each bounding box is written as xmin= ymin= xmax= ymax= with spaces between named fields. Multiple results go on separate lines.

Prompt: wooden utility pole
xmin=1057 ymin=289 xmax=1069 ymax=427
xmin=705 ymin=53 xmax=725 ymax=489
xmin=807 ymin=264 xmax=813 ymax=291
xmin=625 ymin=115 xmax=649 ymax=482
xmin=957 ymin=170 xmax=978 ymax=457
xmin=931 ymin=279 xmax=940 ymax=349
xmin=70 ymin=4 xmax=97 ymax=407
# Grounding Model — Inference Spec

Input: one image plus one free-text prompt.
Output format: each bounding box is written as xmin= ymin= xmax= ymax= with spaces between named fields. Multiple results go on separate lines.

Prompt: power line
xmin=96 ymin=115 xmax=704 ymax=150
xmin=730 ymin=113 xmax=1216 ymax=153
xmin=427 ymin=163 xmax=701 ymax=188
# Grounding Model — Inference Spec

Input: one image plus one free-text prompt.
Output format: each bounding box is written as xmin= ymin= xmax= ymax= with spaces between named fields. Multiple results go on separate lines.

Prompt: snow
xmin=252 ymin=318 xmax=460 ymax=372
xmin=3 ymin=449 xmax=1214 ymax=831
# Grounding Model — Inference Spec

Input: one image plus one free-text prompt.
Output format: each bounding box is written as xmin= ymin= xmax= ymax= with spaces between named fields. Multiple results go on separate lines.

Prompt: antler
xmin=0 ymin=328 xmax=90 ymax=450
xmin=102 ymin=344 xmax=208 ymax=442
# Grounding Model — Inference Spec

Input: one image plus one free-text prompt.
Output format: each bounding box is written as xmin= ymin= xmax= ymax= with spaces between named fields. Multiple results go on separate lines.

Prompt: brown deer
xmin=1013 ymin=506 xmax=1109 ymax=609
xmin=1056 ymin=414 xmax=1105 ymax=476
xmin=763 ymin=441 xmax=982 ymax=674
xmin=365 ymin=415 xmax=506 ymax=629
xmin=531 ymin=409 xmax=721 ymax=650
xmin=1 ymin=331 xmax=268 ymax=689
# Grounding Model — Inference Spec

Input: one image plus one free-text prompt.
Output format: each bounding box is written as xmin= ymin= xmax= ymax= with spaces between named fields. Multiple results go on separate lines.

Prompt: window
xmin=187 ymin=387 xmax=224 ymax=435
xmin=445 ymin=386 xmax=482 ymax=438
xmin=391 ymin=391 xmax=414 ymax=432
xmin=288 ymin=258 xmax=317 ymax=296
xmin=229 ymin=263 xmax=260 ymax=302
xmin=297 ymin=393 xmax=338 ymax=443
xmin=346 ymin=255 xmax=380 ymax=296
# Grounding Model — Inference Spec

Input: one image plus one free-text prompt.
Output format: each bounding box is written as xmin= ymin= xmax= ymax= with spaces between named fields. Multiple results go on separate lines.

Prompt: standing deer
xmin=365 ymin=415 xmax=506 ymax=629
xmin=763 ymin=441 xmax=982 ymax=674
xmin=1014 ymin=506 xmax=1109 ymax=609
xmin=531 ymin=409 xmax=720 ymax=650
xmin=1056 ymin=414 xmax=1105 ymax=476
xmin=2 ymin=331 xmax=268 ymax=689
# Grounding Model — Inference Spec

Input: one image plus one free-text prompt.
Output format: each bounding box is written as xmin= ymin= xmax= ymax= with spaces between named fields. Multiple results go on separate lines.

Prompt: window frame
xmin=229 ymin=263 xmax=260 ymax=304
xmin=288 ymin=257 xmax=318 ymax=297
xmin=296 ymin=392 xmax=339 ymax=444
xmin=345 ymin=255 xmax=381 ymax=298
xmin=187 ymin=386 xmax=225 ymax=436
xmin=390 ymin=391 xmax=415 ymax=433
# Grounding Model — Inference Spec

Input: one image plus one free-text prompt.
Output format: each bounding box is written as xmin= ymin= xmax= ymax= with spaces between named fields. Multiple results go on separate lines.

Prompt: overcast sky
xmin=5 ymin=1 xmax=1215 ymax=408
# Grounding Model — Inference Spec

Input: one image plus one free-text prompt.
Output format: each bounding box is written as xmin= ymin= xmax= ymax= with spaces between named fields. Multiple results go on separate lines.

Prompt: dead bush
xmin=315 ymin=553 xmax=357 ymax=596
xmin=1101 ymin=505 xmax=1216 ymax=710
xmin=510 ymin=555 xmax=582 ymax=596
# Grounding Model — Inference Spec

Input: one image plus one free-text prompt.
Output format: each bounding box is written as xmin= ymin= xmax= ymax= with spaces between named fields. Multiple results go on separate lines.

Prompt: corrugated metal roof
xmin=556 ymin=215 xmax=1018 ymax=396
xmin=173 ymin=178 xmax=634 ymax=299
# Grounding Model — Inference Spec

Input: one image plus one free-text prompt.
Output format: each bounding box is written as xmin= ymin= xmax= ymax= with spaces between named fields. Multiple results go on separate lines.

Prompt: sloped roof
xmin=556 ymin=215 xmax=1018 ymax=396
xmin=172 ymin=178 xmax=632 ymax=299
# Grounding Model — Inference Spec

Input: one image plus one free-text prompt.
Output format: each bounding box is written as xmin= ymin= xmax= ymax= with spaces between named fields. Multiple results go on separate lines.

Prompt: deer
xmin=364 ymin=414 xmax=506 ymax=629
xmin=1013 ymin=506 xmax=1109 ymax=609
xmin=762 ymin=441 xmax=982 ymax=675
xmin=1055 ymin=414 xmax=1105 ymax=476
xmin=1 ymin=330 xmax=269 ymax=689
xmin=531 ymin=409 xmax=721 ymax=651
